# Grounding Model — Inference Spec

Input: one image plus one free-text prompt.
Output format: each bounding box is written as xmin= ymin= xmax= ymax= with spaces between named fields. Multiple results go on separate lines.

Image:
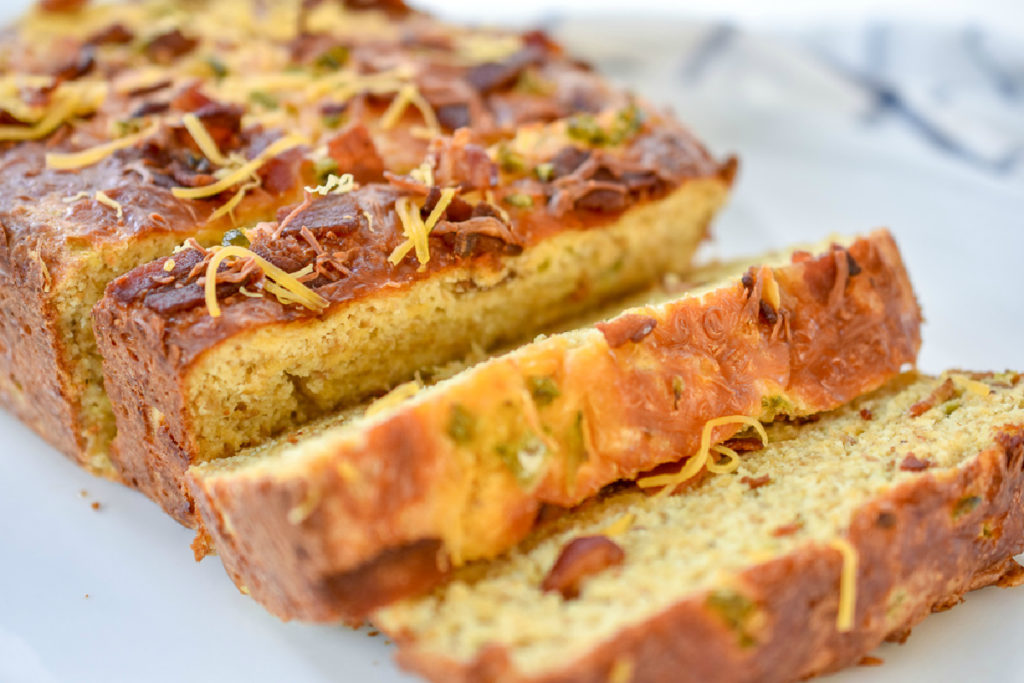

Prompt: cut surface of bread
xmin=97 ymin=173 xmax=728 ymax=524
xmin=1 ymin=1 xmax=731 ymax=485
xmin=187 ymin=229 xmax=921 ymax=622
xmin=375 ymin=370 xmax=1024 ymax=683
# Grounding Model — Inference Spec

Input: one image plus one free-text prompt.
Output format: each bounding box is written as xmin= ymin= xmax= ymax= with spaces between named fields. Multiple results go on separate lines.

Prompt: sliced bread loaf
xmin=376 ymin=370 xmax=1024 ymax=683
xmin=187 ymin=229 xmax=921 ymax=622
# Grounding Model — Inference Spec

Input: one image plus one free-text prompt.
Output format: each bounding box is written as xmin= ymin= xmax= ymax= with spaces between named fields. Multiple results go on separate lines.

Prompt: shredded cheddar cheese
xmin=173 ymin=133 xmax=305 ymax=200
xmin=163 ymin=259 xmax=176 ymax=272
xmin=409 ymin=161 xmax=434 ymax=187
xmin=706 ymin=444 xmax=741 ymax=474
xmin=45 ymin=122 xmax=159 ymax=170
xmin=305 ymin=172 xmax=355 ymax=196
xmin=94 ymin=191 xmax=123 ymax=219
xmin=203 ymin=245 xmax=327 ymax=318
xmin=182 ymin=113 xmax=232 ymax=166
xmin=62 ymin=191 xmax=90 ymax=203
xmin=600 ymin=513 xmax=635 ymax=537
xmin=387 ymin=188 xmax=457 ymax=268
xmin=0 ymin=81 xmax=107 ymax=142
xmin=829 ymin=538 xmax=858 ymax=632
xmin=638 ymin=416 xmax=768 ymax=495
xmin=207 ymin=180 xmax=259 ymax=224
xmin=378 ymin=83 xmax=440 ymax=133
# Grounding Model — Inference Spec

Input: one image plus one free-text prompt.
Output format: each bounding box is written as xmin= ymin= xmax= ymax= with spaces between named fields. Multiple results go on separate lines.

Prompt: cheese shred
xmin=173 ymin=134 xmax=305 ymax=200
xmin=94 ymin=191 xmax=123 ymax=219
xmin=182 ymin=113 xmax=232 ymax=166
xmin=207 ymin=180 xmax=259 ymax=224
xmin=388 ymin=188 xmax=457 ymax=267
xmin=829 ymin=537 xmax=858 ymax=632
xmin=203 ymin=245 xmax=327 ymax=318
xmin=600 ymin=513 xmax=635 ymax=537
xmin=46 ymin=122 xmax=159 ymax=170
xmin=304 ymin=172 xmax=355 ymax=196
xmin=637 ymin=415 xmax=768 ymax=495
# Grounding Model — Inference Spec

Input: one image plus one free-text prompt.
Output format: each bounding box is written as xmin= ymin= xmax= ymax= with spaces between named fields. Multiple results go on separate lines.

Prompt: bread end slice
xmin=377 ymin=371 xmax=1024 ymax=683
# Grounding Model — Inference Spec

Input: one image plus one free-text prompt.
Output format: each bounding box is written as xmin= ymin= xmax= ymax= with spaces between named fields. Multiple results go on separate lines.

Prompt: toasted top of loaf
xmin=1 ymin=0 xmax=729 ymax=312
xmin=376 ymin=370 xmax=1024 ymax=681
xmin=187 ymin=229 xmax=921 ymax=621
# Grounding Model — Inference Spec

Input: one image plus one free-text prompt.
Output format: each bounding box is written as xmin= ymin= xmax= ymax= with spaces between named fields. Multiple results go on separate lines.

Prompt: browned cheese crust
xmin=188 ymin=230 xmax=922 ymax=622
xmin=392 ymin=428 xmax=1024 ymax=683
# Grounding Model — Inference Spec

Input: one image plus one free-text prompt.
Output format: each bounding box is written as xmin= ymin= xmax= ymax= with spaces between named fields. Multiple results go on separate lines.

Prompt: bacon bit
xmin=908 ymin=378 xmax=956 ymax=417
xmin=740 ymin=474 xmax=771 ymax=490
xmin=858 ymin=656 xmax=883 ymax=667
xmin=597 ymin=314 xmax=657 ymax=349
xmin=542 ymin=535 xmax=625 ymax=599
xmin=326 ymin=123 xmax=385 ymax=183
xmin=771 ymin=521 xmax=803 ymax=537
xmin=144 ymin=29 xmax=199 ymax=64
xmin=87 ymin=23 xmax=134 ymax=46
xmin=900 ymin=454 xmax=932 ymax=472
xmin=859 ymin=408 xmax=873 ymax=420
xmin=722 ymin=437 xmax=765 ymax=453
xmin=273 ymin=193 xmax=315 ymax=239
xmin=90 ymin=501 xmax=101 ymax=511
xmin=758 ymin=299 xmax=778 ymax=325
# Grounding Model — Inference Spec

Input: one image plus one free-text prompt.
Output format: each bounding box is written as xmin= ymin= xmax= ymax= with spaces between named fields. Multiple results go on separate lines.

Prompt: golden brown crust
xmin=389 ymin=428 xmax=1024 ymax=683
xmin=188 ymin=230 xmax=922 ymax=622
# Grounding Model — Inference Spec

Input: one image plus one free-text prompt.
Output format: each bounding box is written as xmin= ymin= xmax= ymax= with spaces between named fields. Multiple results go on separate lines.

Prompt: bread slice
xmin=375 ymin=370 xmax=1024 ymax=683
xmin=187 ymin=229 xmax=921 ymax=622
xmin=0 ymin=51 xmax=307 ymax=474
xmin=2 ymin=2 xmax=731 ymax=486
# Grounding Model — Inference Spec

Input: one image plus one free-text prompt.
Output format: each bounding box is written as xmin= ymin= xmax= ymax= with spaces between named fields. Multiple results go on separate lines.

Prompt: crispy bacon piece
xmin=326 ymin=123 xmax=386 ymax=184
xmin=541 ymin=535 xmax=625 ymax=599
xmin=741 ymin=474 xmax=772 ymax=490
xmin=432 ymin=216 xmax=522 ymax=257
xmin=428 ymin=129 xmax=497 ymax=191
xmin=465 ymin=46 xmax=545 ymax=94
xmin=145 ymin=29 xmax=199 ymax=64
xmin=900 ymin=454 xmax=933 ymax=472
xmin=908 ymin=379 xmax=956 ymax=417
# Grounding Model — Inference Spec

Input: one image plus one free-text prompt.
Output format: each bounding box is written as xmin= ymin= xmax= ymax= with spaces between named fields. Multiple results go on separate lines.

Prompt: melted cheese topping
xmin=829 ymin=537 xmax=858 ymax=632
xmin=94 ymin=190 xmax=124 ymax=219
xmin=203 ymin=245 xmax=327 ymax=318
xmin=45 ymin=122 xmax=160 ymax=170
xmin=637 ymin=416 xmax=769 ymax=495
xmin=172 ymin=134 xmax=305 ymax=200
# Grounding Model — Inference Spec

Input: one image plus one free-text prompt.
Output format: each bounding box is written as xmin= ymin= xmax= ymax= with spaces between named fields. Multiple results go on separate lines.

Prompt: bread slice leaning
xmin=376 ymin=370 xmax=1024 ymax=683
xmin=187 ymin=229 xmax=921 ymax=622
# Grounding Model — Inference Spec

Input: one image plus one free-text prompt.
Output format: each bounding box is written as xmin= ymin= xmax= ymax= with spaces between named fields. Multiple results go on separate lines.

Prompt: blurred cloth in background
xmin=556 ymin=19 xmax=1023 ymax=180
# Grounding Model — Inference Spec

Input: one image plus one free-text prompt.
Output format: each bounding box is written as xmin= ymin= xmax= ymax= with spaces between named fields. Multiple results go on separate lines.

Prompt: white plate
xmin=2 ymin=10 xmax=1023 ymax=683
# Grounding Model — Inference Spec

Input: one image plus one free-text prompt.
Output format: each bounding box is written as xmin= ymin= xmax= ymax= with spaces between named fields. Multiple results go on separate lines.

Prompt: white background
xmin=1 ymin=2 xmax=1023 ymax=683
